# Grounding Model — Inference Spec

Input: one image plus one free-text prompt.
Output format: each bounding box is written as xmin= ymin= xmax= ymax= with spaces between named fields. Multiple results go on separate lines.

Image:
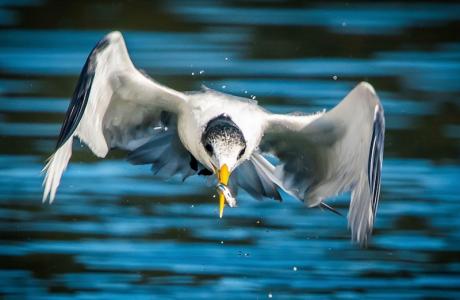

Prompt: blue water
xmin=1 ymin=1 xmax=459 ymax=299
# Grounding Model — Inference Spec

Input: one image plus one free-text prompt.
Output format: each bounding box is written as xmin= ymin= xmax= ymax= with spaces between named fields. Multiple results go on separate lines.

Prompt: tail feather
xmin=42 ymin=138 xmax=73 ymax=203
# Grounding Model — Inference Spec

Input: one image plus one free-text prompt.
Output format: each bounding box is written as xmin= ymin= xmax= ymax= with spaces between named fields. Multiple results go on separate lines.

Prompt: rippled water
xmin=1 ymin=1 xmax=460 ymax=299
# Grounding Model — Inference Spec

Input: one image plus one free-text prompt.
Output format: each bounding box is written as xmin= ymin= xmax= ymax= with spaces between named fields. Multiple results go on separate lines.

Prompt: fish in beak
xmin=217 ymin=164 xmax=230 ymax=218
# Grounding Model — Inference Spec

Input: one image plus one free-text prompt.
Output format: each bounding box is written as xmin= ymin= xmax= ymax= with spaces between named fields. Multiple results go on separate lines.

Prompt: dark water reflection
xmin=1 ymin=1 xmax=460 ymax=299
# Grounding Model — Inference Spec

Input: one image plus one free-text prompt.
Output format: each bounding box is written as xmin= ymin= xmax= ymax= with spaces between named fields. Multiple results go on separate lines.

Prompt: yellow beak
xmin=218 ymin=164 xmax=230 ymax=218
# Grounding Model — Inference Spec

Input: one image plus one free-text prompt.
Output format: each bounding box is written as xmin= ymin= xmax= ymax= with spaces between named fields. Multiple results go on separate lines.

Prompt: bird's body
xmin=178 ymin=90 xmax=266 ymax=172
xmin=42 ymin=31 xmax=385 ymax=245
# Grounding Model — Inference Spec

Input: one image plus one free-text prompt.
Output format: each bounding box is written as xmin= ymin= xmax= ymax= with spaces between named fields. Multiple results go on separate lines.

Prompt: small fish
xmin=216 ymin=183 xmax=237 ymax=208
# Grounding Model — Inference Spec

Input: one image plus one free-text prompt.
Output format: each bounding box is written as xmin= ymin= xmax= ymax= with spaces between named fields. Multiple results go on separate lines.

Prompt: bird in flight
xmin=42 ymin=31 xmax=385 ymax=245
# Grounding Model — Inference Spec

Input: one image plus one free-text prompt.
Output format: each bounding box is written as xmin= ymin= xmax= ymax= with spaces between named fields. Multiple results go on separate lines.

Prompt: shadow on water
xmin=0 ymin=0 xmax=459 ymax=299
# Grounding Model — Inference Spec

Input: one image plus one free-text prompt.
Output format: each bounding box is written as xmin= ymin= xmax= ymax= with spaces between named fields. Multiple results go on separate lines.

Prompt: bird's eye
xmin=238 ymin=147 xmax=246 ymax=159
xmin=205 ymin=143 xmax=213 ymax=155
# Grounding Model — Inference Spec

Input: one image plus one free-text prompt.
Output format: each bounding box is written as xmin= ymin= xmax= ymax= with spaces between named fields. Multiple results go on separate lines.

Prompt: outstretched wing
xmin=42 ymin=31 xmax=189 ymax=203
xmin=259 ymin=82 xmax=385 ymax=245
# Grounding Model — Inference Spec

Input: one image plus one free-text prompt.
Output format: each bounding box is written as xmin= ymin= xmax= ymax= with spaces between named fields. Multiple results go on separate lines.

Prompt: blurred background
xmin=1 ymin=0 xmax=460 ymax=299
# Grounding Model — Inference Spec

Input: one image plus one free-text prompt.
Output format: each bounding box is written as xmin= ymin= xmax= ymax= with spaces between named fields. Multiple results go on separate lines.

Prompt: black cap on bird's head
xmin=202 ymin=114 xmax=246 ymax=166
xmin=201 ymin=114 xmax=246 ymax=217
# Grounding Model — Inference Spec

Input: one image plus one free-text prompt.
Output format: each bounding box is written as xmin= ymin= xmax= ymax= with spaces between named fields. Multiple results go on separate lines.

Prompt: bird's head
xmin=202 ymin=115 xmax=246 ymax=217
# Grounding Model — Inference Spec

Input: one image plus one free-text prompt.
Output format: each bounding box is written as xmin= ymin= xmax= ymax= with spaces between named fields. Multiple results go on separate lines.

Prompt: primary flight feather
xmin=42 ymin=31 xmax=385 ymax=245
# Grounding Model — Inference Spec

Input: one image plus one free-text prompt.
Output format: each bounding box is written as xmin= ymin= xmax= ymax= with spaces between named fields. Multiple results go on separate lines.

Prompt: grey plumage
xmin=231 ymin=154 xmax=282 ymax=201
xmin=259 ymin=83 xmax=384 ymax=245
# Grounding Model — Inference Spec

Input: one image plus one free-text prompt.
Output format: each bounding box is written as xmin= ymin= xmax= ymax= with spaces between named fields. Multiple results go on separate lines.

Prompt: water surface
xmin=1 ymin=1 xmax=460 ymax=299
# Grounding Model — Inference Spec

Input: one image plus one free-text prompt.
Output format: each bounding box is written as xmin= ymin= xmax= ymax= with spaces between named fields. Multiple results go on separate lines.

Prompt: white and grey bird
xmin=42 ymin=31 xmax=385 ymax=245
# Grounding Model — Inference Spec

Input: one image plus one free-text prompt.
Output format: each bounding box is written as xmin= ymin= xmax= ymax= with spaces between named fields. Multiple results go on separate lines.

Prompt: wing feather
xmin=231 ymin=153 xmax=282 ymax=201
xmin=42 ymin=31 xmax=189 ymax=203
xmin=126 ymin=116 xmax=197 ymax=180
xmin=259 ymin=82 xmax=385 ymax=245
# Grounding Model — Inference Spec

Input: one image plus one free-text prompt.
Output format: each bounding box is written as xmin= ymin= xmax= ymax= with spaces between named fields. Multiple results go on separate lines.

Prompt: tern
xmin=42 ymin=31 xmax=385 ymax=245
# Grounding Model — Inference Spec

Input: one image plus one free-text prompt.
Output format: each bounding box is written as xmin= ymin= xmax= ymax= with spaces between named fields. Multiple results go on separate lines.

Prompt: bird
xmin=42 ymin=31 xmax=385 ymax=245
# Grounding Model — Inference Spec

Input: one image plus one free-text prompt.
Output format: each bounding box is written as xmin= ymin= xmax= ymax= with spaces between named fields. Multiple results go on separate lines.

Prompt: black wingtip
xmin=320 ymin=202 xmax=343 ymax=217
xmin=55 ymin=35 xmax=111 ymax=149
xmin=367 ymin=104 xmax=385 ymax=219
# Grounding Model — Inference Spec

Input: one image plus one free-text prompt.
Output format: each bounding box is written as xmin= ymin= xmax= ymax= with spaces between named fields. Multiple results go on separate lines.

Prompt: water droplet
xmin=191 ymin=204 xmax=194 ymax=208
xmin=199 ymin=70 xmax=205 ymax=74
xmin=220 ymin=241 xmax=224 ymax=244
xmin=251 ymin=95 xmax=256 ymax=100
xmin=293 ymin=266 xmax=297 ymax=271
xmin=164 ymin=126 xmax=168 ymax=131
xmin=332 ymin=75 xmax=338 ymax=80
xmin=225 ymin=57 xmax=229 ymax=61
xmin=244 ymin=90 xmax=248 ymax=94
xmin=222 ymin=85 xmax=226 ymax=89
xmin=191 ymin=72 xmax=195 ymax=76
xmin=256 ymin=220 xmax=260 ymax=224
xmin=268 ymin=293 xmax=273 ymax=298
xmin=213 ymin=194 xmax=216 ymax=198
